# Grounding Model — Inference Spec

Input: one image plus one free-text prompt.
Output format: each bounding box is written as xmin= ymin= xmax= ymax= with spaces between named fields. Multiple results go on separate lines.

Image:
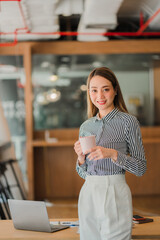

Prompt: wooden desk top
xmin=0 ymin=219 xmax=78 ymax=240
xmin=0 ymin=217 xmax=159 ymax=240
xmin=132 ymin=216 xmax=160 ymax=239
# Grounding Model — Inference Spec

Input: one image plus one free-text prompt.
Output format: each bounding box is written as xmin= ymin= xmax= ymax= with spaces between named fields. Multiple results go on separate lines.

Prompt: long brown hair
xmin=87 ymin=67 xmax=128 ymax=118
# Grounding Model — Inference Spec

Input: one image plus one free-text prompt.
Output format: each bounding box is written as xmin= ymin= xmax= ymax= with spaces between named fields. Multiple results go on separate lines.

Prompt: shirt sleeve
xmin=76 ymin=125 xmax=88 ymax=180
xmin=113 ymin=116 xmax=147 ymax=176
xmin=76 ymin=160 xmax=87 ymax=180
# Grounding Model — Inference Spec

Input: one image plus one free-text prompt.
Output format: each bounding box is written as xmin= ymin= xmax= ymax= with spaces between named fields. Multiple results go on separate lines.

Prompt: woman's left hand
xmin=85 ymin=146 xmax=117 ymax=161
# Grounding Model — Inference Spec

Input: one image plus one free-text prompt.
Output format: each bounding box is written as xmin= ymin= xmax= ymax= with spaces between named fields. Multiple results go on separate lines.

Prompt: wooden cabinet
xmin=33 ymin=129 xmax=83 ymax=199
xmin=1 ymin=40 xmax=160 ymax=199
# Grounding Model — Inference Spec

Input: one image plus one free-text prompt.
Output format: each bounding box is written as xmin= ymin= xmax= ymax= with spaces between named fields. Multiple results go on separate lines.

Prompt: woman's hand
xmin=85 ymin=146 xmax=118 ymax=162
xmin=74 ymin=140 xmax=85 ymax=165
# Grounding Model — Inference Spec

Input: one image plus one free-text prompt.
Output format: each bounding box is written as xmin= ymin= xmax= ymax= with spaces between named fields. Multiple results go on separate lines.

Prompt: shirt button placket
xmin=96 ymin=120 xmax=104 ymax=145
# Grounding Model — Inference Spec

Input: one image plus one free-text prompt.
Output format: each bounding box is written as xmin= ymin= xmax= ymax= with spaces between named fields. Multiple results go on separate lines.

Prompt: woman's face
xmin=89 ymin=75 xmax=116 ymax=118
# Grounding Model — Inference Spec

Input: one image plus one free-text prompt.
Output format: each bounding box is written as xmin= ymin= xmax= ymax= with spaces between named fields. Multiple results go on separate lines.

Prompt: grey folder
xmin=8 ymin=199 xmax=69 ymax=233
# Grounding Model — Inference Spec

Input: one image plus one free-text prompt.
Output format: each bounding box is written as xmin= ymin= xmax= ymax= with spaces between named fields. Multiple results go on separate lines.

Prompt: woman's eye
xmin=104 ymin=88 xmax=109 ymax=92
xmin=91 ymin=89 xmax=97 ymax=93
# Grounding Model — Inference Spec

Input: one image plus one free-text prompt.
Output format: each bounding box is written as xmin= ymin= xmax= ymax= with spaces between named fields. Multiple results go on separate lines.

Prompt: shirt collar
xmin=95 ymin=108 xmax=119 ymax=122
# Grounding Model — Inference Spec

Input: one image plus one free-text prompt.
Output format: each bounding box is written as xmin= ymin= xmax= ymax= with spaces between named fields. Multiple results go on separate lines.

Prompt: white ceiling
xmin=0 ymin=0 xmax=160 ymax=42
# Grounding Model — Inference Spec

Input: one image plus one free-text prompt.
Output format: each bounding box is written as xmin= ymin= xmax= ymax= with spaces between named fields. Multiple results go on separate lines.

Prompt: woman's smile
xmin=97 ymin=100 xmax=106 ymax=105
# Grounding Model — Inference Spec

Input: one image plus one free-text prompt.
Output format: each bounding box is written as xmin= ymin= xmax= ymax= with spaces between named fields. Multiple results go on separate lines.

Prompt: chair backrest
xmin=0 ymin=159 xmax=27 ymax=219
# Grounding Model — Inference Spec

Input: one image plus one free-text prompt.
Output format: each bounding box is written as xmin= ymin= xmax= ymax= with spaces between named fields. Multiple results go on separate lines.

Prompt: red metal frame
xmin=0 ymin=0 xmax=160 ymax=47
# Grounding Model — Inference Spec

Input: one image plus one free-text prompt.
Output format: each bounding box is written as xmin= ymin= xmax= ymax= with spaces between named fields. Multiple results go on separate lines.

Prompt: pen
xmin=60 ymin=221 xmax=79 ymax=226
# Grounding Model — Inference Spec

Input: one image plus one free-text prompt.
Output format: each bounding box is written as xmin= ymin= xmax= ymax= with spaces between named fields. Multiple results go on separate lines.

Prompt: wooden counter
xmin=0 ymin=217 xmax=160 ymax=239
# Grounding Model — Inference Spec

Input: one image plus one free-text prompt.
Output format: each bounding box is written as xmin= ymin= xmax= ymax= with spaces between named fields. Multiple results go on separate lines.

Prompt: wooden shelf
xmin=32 ymin=137 xmax=160 ymax=147
xmin=32 ymin=140 xmax=75 ymax=147
xmin=32 ymin=138 xmax=160 ymax=147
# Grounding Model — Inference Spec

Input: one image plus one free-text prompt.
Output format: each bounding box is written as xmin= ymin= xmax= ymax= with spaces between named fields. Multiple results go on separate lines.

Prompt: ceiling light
xmin=49 ymin=74 xmax=58 ymax=82
xmin=46 ymin=89 xmax=61 ymax=102
xmin=92 ymin=61 xmax=103 ymax=68
xmin=80 ymin=84 xmax=87 ymax=91
xmin=41 ymin=61 xmax=50 ymax=68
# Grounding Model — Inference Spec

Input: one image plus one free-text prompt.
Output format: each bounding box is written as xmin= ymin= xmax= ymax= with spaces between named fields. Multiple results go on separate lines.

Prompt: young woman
xmin=74 ymin=67 xmax=146 ymax=240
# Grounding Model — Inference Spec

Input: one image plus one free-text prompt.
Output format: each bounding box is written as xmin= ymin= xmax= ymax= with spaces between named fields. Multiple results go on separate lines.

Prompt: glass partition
xmin=0 ymin=55 xmax=26 ymax=181
xmin=32 ymin=54 xmax=158 ymax=129
xmin=0 ymin=56 xmax=25 ymax=136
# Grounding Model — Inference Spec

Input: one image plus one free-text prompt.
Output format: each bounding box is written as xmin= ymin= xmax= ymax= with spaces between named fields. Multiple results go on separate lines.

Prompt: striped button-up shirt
xmin=76 ymin=108 xmax=147 ymax=179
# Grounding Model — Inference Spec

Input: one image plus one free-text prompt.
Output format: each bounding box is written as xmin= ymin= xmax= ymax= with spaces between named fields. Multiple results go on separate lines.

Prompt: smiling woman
xmin=86 ymin=67 xmax=128 ymax=118
xmin=74 ymin=67 xmax=147 ymax=240
xmin=89 ymin=76 xmax=117 ymax=118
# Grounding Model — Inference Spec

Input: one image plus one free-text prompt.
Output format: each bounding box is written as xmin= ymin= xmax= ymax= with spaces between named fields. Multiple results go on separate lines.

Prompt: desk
xmin=0 ymin=217 xmax=159 ymax=240
xmin=132 ymin=216 xmax=160 ymax=239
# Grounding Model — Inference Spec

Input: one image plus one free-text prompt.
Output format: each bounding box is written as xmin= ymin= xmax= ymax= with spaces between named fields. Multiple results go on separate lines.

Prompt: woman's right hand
xmin=74 ymin=140 xmax=85 ymax=165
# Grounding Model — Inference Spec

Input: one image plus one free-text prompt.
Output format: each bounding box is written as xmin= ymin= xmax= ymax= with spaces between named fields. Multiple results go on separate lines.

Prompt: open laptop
xmin=8 ymin=199 xmax=69 ymax=233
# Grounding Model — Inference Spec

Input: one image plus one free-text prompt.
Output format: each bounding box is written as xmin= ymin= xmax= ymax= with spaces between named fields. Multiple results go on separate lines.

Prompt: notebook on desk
xmin=8 ymin=199 xmax=69 ymax=233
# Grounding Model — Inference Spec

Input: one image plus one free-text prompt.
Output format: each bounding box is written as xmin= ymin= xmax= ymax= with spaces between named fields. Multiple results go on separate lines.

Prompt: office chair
xmin=0 ymin=180 xmax=11 ymax=219
xmin=0 ymin=159 xmax=26 ymax=200
xmin=0 ymin=159 xmax=26 ymax=219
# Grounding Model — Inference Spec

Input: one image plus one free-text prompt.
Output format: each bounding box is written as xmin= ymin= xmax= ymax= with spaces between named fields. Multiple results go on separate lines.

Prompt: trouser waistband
xmin=85 ymin=174 xmax=126 ymax=185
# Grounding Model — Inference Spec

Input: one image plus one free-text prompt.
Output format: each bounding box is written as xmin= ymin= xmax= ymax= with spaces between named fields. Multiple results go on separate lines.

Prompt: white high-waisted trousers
xmin=78 ymin=175 xmax=132 ymax=240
